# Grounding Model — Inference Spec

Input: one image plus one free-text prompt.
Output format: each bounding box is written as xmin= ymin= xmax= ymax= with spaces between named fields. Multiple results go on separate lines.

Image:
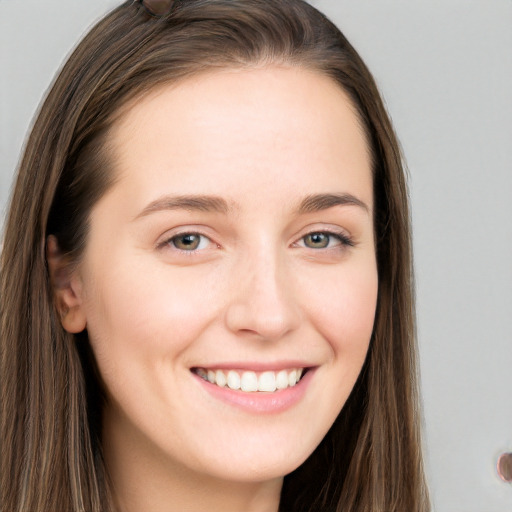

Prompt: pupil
xmin=181 ymin=235 xmax=195 ymax=245
xmin=175 ymin=234 xmax=199 ymax=250
xmin=307 ymin=233 xmax=328 ymax=248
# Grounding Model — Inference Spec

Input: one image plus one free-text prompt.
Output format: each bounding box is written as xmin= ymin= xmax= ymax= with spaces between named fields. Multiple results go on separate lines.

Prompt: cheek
xmin=301 ymin=258 xmax=378 ymax=360
xmin=80 ymin=259 xmax=222 ymax=379
xmin=289 ymin=256 xmax=377 ymax=443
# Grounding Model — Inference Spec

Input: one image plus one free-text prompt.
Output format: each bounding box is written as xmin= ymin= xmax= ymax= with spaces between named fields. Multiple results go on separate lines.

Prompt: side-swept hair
xmin=0 ymin=1 xmax=430 ymax=510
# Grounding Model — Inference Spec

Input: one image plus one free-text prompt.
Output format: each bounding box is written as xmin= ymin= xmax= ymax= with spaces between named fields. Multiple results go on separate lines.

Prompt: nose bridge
xmin=249 ymin=244 xmax=287 ymax=307
xmin=225 ymin=237 xmax=300 ymax=340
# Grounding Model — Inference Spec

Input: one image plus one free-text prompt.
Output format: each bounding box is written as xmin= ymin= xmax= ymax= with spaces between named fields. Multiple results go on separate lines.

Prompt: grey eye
xmin=303 ymin=233 xmax=331 ymax=249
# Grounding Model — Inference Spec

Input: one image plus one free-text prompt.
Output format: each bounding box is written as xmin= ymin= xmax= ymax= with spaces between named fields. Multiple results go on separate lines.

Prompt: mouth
xmin=192 ymin=367 xmax=307 ymax=393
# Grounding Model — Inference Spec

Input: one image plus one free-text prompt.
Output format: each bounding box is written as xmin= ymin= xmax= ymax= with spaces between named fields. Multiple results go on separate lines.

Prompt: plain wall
xmin=1 ymin=1 xmax=511 ymax=510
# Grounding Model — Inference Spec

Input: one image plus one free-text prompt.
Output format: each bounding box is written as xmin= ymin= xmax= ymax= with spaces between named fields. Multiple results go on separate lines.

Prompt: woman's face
xmin=69 ymin=66 xmax=378 ymax=483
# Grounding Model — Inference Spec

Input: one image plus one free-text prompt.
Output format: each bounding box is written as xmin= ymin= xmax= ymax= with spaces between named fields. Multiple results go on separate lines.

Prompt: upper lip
xmin=191 ymin=361 xmax=314 ymax=372
xmin=191 ymin=362 xmax=313 ymax=372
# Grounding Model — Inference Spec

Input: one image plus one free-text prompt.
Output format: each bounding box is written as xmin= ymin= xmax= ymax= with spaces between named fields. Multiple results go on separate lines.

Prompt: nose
xmin=224 ymin=248 xmax=301 ymax=341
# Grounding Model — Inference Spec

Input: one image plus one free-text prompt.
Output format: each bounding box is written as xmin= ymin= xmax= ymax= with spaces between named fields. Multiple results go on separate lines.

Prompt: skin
xmin=50 ymin=66 xmax=378 ymax=512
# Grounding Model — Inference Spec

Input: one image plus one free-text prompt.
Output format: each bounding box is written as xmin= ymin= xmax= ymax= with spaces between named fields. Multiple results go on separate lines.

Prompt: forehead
xmin=104 ymin=66 xmax=373 ymax=213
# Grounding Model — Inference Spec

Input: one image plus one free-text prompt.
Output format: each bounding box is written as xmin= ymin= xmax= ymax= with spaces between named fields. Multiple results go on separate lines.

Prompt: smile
xmin=193 ymin=368 xmax=305 ymax=393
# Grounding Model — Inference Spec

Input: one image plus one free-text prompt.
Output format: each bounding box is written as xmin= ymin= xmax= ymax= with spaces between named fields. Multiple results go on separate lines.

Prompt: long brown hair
xmin=0 ymin=1 xmax=430 ymax=510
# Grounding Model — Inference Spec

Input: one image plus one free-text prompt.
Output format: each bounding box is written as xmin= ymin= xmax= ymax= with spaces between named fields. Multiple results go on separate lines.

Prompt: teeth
xmin=215 ymin=370 xmax=227 ymax=388
xmin=227 ymin=370 xmax=241 ymax=390
xmin=240 ymin=371 xmax=258 ymax=392
xmin=258 ymin=371 xmax=276 ymax=392
xmin=276 ymin=370 xmax=289 ymax=390
xmin=195 ymin=367 xmax=306 ymax=393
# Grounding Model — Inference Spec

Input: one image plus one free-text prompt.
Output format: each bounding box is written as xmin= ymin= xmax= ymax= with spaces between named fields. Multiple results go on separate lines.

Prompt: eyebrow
xmin=296 ymin=193 xmax=370 ymax=215
xmin=134 ymin=195 xmax=231 ymax=219
xmin=134 ymin=192 xmax=369 ymax=220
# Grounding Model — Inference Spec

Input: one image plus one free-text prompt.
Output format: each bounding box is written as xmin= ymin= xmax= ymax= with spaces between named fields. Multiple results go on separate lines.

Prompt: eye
xmin=166 ymin=233 xmax=211 ymax=251
xmin=300 ymin=231 xmax=353 ymax=249
xmin=303 ymin=232 xmax=331 ymax=249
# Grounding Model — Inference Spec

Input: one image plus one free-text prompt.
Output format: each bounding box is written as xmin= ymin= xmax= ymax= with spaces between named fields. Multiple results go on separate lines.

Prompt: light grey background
xmin=1 ymin=1 xmax=511 ymax=511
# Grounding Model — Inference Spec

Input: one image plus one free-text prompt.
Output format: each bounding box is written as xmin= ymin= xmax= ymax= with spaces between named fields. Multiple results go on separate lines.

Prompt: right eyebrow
xmin=296 ymin=193 xmax=370 ymax=215
xmin=133 ymin=194 xmax=231 ymax=220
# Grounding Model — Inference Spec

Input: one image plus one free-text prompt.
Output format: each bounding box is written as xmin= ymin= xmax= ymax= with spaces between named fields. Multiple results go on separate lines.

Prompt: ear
xmin=46 ymin=235 xmax=87 ymax=333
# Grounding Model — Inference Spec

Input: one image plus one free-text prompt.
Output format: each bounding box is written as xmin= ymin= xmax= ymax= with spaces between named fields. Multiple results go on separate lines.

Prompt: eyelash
xmin=158 ymin=229 xmax=354 ymax=254
xmin=296 ymin=230 xmax=355 ymax=250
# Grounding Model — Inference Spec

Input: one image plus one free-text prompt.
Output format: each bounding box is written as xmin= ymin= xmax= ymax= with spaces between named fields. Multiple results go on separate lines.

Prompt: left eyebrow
xmin=296 ymin=193 xmax=370 ymax=215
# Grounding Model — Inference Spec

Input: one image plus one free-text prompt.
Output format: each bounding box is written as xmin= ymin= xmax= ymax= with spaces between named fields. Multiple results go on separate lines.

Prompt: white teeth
xmin=215 ymin=370 xmax=227 ymax=388
xmin=276 ymin=370 xmax=289 ymax=390
xmin=227 ymin=370 xmax=241 ymax=390
xmin=196 ymin=367 xmax=305 ymax=393
xmin=258 ymin=371 xmax=276 ymax=392
xmin=240 ymin=371 xmax=258 ymax=392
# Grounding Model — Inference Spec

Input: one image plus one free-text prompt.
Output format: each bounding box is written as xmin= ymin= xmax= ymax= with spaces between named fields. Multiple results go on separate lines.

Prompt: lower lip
xmin=192 ymin=369 xmax=314 ymax=414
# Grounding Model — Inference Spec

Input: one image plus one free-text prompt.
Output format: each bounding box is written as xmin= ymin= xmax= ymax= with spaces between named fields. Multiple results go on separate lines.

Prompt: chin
xmin=188 ymin=431 xmax=319 ymax=483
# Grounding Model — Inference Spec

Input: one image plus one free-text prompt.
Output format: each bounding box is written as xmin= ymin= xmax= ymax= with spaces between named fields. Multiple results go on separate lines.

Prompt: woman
xmin=0 ymin=0 xmax=430 ymax=511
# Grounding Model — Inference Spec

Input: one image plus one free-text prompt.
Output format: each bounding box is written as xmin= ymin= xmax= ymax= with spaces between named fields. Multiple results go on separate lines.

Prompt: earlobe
xmin=46 ymin=235 xmax=87 ymax=334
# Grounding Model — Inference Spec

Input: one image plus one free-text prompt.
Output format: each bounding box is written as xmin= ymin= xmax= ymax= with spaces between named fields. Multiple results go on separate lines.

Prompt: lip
xmin=193 ymin=360 xmax=313 ymax=372
xmin=191 ymin=366 xmax=315 ymax=414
